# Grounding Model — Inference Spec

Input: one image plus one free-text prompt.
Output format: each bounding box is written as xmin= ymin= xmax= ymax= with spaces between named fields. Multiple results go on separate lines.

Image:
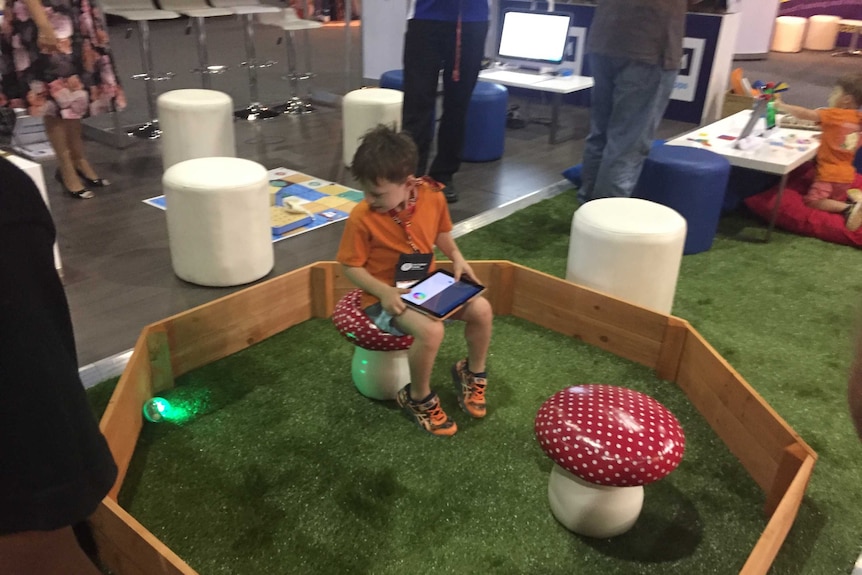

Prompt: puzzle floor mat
xmin=142 ymin=167 xmax=363 ymax=243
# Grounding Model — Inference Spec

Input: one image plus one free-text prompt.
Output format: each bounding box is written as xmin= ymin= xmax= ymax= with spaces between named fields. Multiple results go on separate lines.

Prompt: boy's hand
xmin=453 ymin=260 xmax=478 ymax=284
xmin=380 ymin=286 xmax=410 ymax=316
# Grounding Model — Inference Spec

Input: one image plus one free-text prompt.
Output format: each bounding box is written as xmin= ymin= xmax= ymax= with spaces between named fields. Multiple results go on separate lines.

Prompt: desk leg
xmin=765 ymin=173 xmax=788 ymax=243
xmin=549 ymin=93 xmax=561 ymax=144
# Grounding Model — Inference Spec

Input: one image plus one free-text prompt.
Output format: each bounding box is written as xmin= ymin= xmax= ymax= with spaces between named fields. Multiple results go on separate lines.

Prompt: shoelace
xmin=426 ymin=403 xmax=448 ymax=425
xmin=467 ymin=378 xmax=486 ymax=403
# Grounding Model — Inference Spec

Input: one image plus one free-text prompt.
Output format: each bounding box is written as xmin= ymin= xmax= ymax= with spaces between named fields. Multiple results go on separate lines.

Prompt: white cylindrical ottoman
xmin=342 ymin=87 xmax=403 ymax=166
xmin=164 ymin=157 xmax=273 ymax=287
xmin=158 ymin=89 xmax=236 ymax=170
xmin=566 ymin=198 xmax=686 ymax=314
xmin=771 ymin=16 xmax=807 ymax=53
xmin=804 ymin=15 xmax=841 ymax=50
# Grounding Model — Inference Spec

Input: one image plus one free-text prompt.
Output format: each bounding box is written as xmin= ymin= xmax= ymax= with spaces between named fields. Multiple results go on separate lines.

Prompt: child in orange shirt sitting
xmin=336 ymin=125 xmax=493 ymax=436
xmin=776 ymin=73 xmax=862 ymax=230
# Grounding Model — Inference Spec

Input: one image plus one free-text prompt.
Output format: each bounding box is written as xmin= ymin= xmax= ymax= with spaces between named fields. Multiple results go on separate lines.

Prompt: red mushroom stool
xmin=332 ymin=289 xmax=414 ymax=400
xmin=534 ymin=384 xmax=685 ymax=538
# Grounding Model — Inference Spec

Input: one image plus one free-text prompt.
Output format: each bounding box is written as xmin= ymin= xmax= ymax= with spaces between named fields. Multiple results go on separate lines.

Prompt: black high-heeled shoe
xmin=55 ymin=169 xmax=94 ymax=199
xmin=75 ymin=168 xmax=110 ymax=188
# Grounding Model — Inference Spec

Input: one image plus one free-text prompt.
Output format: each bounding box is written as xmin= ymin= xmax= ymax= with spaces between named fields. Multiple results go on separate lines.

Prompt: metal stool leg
xmin=190 ymin=17 xmax=227 ymax=89
xmin=302 ymin=28 xmax=315 ymax=110
xmin=236 ymin=14 xmax=279 ymax=120
xmin=128 ymin=20 xmax=173 ymax=139
xmin=833 ymin=23 xmax=862 ymax=56
xmin=281 ymin=29 xmax=312 ymax=114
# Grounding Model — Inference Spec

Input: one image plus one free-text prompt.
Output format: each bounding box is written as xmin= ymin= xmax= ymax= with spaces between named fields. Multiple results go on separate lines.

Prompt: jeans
xmin=579 ymin=53 xmax=678 ymax=202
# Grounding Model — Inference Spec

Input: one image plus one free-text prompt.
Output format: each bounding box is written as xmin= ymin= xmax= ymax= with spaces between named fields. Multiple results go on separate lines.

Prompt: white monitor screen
xmin=497 ymin=10 xmax=572 ymax=65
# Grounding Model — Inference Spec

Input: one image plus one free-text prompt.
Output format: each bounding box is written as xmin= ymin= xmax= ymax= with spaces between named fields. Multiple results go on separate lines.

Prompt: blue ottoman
xmin=462 ymin=82 xmax=508 ymax=162
xmin=633 ymin=145 xmax=730 ymax=255
xmin=379 ymin=69 xmax=404 ymax=91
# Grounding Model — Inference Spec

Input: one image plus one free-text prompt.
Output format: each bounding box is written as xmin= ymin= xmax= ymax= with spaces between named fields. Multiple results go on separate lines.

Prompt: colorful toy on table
xmin=752 ymin=81 xmax=789 ymax=131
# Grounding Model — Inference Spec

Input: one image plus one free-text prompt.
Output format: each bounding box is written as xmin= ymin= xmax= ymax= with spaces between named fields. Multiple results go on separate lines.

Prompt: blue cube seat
xmin=633 ymin=145 xmax=731 ymax=255
xmin=461 ymin=82 xmax=508 ymax=162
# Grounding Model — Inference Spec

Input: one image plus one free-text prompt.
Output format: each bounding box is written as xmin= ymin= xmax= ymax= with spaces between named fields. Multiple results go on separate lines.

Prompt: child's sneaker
xmin=451 ymin=359 xmax=487 ymax=418
xmin=395 ymin=385 xmax=457 ymax=436
xmin=845 ymin=201 xmax=862 ymax=231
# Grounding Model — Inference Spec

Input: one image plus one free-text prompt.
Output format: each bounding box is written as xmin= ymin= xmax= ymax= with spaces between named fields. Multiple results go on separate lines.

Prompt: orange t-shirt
xmin=336 ymin=179 xmax=453 ymax=306
xmin=814 ymin=107 xmax=862 ymax=184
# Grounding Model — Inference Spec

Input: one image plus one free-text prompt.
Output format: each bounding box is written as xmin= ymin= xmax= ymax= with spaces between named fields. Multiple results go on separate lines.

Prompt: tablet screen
xmin=400 ymin=270 xmax=485 ymax=319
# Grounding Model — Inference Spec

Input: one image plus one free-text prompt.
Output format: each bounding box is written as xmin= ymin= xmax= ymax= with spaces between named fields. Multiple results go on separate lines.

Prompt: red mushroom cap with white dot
xmin=332 ymin=289 xmax=414 ymax=351
xmin=534 ymin=384 xmax=685 ymax=487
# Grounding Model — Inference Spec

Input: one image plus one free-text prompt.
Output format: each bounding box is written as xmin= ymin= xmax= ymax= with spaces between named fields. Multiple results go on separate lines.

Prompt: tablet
xmin=400 ymin=269 xmax=485 ymax=320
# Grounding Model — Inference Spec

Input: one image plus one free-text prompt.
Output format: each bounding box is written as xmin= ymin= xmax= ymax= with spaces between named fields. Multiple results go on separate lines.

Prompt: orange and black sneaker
xmin=451 ymin=359 xmax=487 ymax=418
xmin=395 ymin=384 xmax=458 ymax=436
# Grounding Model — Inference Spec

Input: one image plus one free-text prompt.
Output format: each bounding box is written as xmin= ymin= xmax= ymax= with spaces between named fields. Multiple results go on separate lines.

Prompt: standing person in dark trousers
xmin=578 ymin=0 xmax=702 ymax=203
xmin=401 ymin=0 xmax=489 ymax=204
xmin=0 ymin=156 xmax=118 ymax=574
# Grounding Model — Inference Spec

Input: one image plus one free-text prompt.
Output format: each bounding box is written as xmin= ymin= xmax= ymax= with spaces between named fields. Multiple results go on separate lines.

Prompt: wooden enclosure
xmin=90 ymin=261 xmax=816 ymax=575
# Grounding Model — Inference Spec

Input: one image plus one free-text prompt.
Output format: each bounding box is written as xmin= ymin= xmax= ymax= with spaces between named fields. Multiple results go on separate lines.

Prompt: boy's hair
xmin=836 ymin=73 xmax=862 ymax=108
xmin=350 ymin=124 xmax=418 ymax=186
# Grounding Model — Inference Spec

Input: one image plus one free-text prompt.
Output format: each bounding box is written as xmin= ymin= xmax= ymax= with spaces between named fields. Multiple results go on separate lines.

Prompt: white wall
xmin=734 ymin=0 xmax=781 ymax=58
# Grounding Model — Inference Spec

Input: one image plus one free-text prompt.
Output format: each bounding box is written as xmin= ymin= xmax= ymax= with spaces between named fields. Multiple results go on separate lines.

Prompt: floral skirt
xmin=0 ymin=0 xmax=126 ymax=119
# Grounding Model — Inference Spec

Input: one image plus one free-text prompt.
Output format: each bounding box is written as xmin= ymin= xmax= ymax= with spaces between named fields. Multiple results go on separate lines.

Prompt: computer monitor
xmin=497 ymin=10 xmax=572 ymax=66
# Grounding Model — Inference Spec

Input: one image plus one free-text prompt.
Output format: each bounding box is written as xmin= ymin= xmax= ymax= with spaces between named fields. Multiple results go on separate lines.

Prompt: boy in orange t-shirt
xmin=776 ymin=73 xmax=862 ymax=231
xmin=336 ymin=125 xmax=493 ymax=436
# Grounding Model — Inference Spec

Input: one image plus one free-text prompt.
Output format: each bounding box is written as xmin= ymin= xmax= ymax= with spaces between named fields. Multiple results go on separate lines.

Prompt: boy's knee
xmin=466 ymin=296 xmax=493 ymax=323
xmin=413 ymin=318 xmax=445 ymax=346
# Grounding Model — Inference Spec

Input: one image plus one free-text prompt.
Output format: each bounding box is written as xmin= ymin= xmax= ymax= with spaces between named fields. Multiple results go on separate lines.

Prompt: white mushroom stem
xmin=547 ymin=464 xmax=644 ymax=538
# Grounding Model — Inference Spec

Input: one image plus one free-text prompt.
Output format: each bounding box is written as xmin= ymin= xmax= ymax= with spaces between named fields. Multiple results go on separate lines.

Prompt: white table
xmin=665 ymin=110 xmax=820 ymax=242
xmin=3 ymin=152 xmax=64 ymax=273
xmin=477 ymin=68 xmax=594 ymax=144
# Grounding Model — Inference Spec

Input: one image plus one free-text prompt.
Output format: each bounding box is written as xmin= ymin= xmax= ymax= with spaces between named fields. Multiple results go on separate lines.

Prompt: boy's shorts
xmin=804 ymin=181 xmax=853 ymax=206
xmin=365 ymin=303 xmax=408 ymax=336
xmin=364 ymin=302 xmax=454 ymax=336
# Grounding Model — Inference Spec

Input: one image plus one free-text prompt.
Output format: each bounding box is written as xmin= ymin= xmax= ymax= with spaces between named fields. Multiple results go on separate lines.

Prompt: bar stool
xmin=257 ymin=8 xmax=322 ymax=115
xmin=159 ymin=0 xmax=233 ymax=89
xmin=101 ymin=0 xmax=180 ymax=139
xmin=210 ymin=0 xmax=282 ymax=120
xmin=834 ymin=19 xmax=862 ymax=57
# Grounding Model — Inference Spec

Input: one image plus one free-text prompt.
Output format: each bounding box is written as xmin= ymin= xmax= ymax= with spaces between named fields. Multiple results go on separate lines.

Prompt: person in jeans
xmin=336 ymin=125 xmax=493 ymax=436
xmin=400 ymin=0 xmax=489 ymax=203
xmin=578 ymin=0 xmax=702 ymax=203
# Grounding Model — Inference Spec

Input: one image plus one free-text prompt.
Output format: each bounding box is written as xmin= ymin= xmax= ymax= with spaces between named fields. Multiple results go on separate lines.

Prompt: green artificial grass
xmin=88 ymin=193 xmax=862 ymax=574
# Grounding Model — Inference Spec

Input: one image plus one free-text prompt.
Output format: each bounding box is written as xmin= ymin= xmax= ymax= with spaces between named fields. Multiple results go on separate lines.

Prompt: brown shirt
xmin=586 ymin=0 xmax=688 ymax=71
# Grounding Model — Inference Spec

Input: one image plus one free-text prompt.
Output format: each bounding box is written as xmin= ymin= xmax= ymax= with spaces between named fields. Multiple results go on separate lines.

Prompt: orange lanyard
xmin=388 ymin=187 xmax=420 ymax=253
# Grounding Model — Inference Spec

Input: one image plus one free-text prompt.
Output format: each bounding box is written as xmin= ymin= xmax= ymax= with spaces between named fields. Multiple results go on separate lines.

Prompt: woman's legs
xmin=66 ymin=119 xmax=100 ymax=181
xmin=44 ymin=117 xmax=101 ymax=194
xmin=44 ymin=116 xmax=84 ymax=192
